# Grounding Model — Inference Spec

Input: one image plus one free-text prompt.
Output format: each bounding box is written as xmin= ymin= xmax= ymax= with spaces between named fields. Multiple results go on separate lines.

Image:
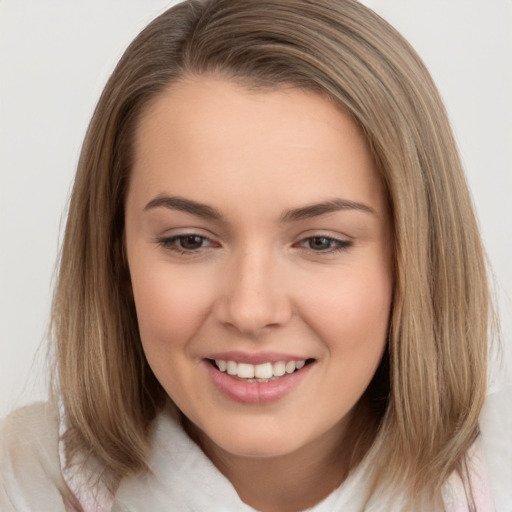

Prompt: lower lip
xmin=204 ymin=361 xmax=313 ymax=404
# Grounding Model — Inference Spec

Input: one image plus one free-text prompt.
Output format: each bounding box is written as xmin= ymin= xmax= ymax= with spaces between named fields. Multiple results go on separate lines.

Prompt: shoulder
xmin=0 ymin=402 xmax=79 ymax=511
xmin=1 ymin=402 xmax=60 ymax=475
xmin=443 ymin=385 xmax=512 ymax=512
xmin=479 ymin=384 xmax=512 ymax=511
xmin=2 ymin=401 xmax=58 ymax=444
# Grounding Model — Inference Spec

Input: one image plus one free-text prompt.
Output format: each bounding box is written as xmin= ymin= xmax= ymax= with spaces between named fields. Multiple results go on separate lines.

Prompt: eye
xmin=298 ymin=236 xmax=352 ymax=253
xmin=176 ymin=234 xmax=208 ymax=250
xmin=157 ymin=233 xmax=215 ymax=253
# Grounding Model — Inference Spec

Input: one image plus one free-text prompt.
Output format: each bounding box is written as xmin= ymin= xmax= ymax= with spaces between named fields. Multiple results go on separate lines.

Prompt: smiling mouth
xmin=208 ymin=358 xmax=315 ymax=383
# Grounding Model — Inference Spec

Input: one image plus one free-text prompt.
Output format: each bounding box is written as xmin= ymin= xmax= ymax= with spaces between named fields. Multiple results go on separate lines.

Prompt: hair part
xmin=52 ymin=0 xmax=491 ymax=506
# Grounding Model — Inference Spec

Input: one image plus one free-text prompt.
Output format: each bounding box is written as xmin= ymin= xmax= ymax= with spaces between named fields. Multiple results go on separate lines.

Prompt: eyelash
xmin=295 ymin=236 xmax=353 ymax=253
xmin=156 ymin=234 xmax=215 ymax=254
xmin=156 ymin=234 xmax=352 ymax=255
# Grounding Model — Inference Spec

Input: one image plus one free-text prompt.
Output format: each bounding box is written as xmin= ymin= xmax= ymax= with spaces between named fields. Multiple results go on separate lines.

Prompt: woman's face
xmin=125 ymin=77 xmax=393 ymax=460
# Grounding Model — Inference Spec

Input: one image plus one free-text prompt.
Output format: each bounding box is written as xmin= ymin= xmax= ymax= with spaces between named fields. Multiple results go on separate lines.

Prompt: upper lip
xmin=204 ymin=351 xmax=311 ymax=365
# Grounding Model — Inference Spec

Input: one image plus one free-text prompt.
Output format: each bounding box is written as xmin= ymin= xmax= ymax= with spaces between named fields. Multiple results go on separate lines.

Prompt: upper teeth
xmin=215 ymin=359 xmax=306 ymax=379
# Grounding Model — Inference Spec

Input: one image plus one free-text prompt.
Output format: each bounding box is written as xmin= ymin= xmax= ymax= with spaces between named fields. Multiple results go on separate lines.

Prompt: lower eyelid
xmin=319 ymin=241 xmax=352 ymax=252
xmin=156 ymin=234 xmax=213 ymax=250
xmin=155 ymin=234 xmax=352 ymax=253
xmin=297 ymin=236 xmax=352 ymax=251
xmin=331 ymin=240 xmax=352 ymax=248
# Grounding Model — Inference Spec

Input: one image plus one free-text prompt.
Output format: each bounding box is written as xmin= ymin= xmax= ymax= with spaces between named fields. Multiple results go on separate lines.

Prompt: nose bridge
xmin=216 ymin=241 xmax=290 ymax=334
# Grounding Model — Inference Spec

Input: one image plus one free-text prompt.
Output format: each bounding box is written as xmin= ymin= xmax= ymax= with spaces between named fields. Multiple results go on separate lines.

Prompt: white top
xmin=1 ymin=386 xmax=510 ymax=511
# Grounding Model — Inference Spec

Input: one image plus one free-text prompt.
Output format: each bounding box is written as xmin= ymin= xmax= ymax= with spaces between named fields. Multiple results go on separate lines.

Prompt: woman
xmin=1 ymin=0 xmax=507 ymax=510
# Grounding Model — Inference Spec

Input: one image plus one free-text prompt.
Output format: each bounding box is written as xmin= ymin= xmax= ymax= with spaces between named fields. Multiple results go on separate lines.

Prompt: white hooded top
xmin=1 ymin=386 xmax=510 ymax=512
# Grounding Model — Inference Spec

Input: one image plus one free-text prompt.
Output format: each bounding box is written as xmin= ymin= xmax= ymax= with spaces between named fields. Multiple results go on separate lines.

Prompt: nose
xmin=213 ymin=246 xmax=293 ymax=336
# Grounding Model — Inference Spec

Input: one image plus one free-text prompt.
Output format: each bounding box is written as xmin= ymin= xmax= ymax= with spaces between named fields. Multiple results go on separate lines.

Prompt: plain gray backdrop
xmin=1 ymin=0 xmax=511 ymax=417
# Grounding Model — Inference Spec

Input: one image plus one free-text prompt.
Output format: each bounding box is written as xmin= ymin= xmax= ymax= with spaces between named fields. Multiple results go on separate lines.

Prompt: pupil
xmin=310 ymin=237 xmax=330 ymax=250
xmin=181 ymin=235 xmax=202 ymax=249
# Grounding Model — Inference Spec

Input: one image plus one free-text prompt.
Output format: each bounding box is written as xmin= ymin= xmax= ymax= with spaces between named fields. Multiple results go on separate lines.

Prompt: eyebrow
xmin=144 ymin=195 xmax=376 ymax=222
xmin=280 ymin=198 xmax=376 ymax=222
xmin=144 ymin=195 xmax=222 ymax=220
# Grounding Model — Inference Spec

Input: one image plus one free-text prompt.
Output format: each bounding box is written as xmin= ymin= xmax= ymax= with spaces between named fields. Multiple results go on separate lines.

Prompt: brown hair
xmin=52 ymin=0 xmax=490 ymax=506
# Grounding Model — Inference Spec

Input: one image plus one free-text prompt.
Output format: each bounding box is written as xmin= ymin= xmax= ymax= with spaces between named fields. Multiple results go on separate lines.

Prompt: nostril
xmin=213 ymin=279 xmax=293 ymax=334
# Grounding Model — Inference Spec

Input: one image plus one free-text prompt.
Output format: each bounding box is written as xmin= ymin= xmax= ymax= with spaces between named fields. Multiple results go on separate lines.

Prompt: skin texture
xmin=125 ymin=77 xmax=393 ymax=511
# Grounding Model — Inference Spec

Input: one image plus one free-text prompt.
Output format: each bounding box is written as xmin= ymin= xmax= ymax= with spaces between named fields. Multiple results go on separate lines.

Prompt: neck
xmin=187 ymin=417 xmax=355 ymax=512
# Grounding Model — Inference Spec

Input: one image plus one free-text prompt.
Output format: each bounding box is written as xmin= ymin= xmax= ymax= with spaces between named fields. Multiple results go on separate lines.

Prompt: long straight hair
xmin=52 ymin=0 xmax=491 ymax=506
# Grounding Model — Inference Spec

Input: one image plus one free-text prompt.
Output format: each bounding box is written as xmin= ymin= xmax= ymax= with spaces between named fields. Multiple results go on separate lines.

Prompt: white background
xmin=1 ymin=0 xmax=511 ymax=417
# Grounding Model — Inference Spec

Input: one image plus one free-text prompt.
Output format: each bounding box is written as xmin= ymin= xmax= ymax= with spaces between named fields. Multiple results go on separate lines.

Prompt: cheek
xmin=129 ymin=259 xmax=214 ymax=352
xmin=300 ymin=267 xmax=392 ymax=358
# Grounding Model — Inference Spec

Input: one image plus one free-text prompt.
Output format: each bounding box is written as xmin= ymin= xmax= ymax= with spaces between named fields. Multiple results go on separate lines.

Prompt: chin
xmin=197 ymin=419 xmax=315 ymax=460
xmin=216 ymin=437 xmax=300 ymax=460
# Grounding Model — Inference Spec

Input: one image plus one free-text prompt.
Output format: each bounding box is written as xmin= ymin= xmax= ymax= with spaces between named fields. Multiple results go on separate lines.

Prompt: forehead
xmin=129 ymin=77 xmax=386 ymax=216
